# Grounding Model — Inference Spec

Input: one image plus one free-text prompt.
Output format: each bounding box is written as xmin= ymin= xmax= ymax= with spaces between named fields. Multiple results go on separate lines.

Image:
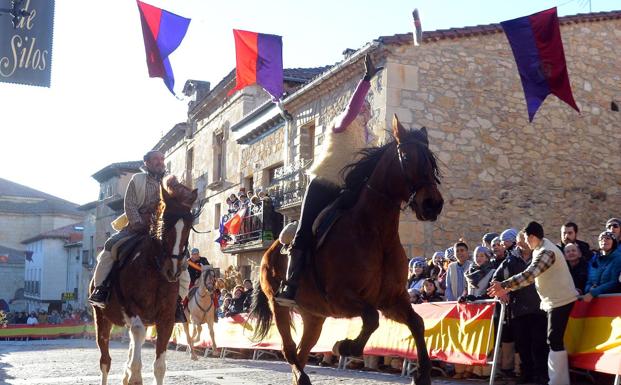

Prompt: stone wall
xmin=0 ymin=263 xmax=24 ymax=303
xmin=0 ymin=213 xmax=80 ymax=250
xmin=384 ymin=18 xmax=621 ymax=254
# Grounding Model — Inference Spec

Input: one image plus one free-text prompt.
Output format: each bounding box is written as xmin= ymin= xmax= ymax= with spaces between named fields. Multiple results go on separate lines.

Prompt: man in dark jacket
xmin=493 ymin=231 xmax=549 ymax=385
xmin=187 ymin=248 xmax=210 ymax=287
xmin=557 ymin=222 xmax=591 ymax=261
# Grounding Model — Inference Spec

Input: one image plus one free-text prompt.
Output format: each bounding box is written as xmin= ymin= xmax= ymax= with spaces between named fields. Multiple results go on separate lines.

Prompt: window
xmin=214 ymin=203 xmax=221 ymax=230
xmin=240 ymin=265 xmax=251 ymax=280
xmin=244 ymin=176 xmax=254 ymax=194
xmin=299 ymin=122 xmax=315 ymax=162
xmin=186 ymin=148 xmax=194 ymax=187
xmin=213 ymin=132 xmax=225 ymax=182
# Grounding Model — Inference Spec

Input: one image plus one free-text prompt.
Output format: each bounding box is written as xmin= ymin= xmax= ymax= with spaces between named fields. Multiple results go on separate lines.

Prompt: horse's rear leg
xmin=273 ymin=305 xmax=304 ymax=379
xmin=382 ymin=298 xmax=431 ymax=385
xmin=332 ymin=304 xmax=379 ymax=358
xmin=153 ymin=321 xmax=174 ymax=385
xmin=293 ymin=312 xmax=326 ymax=385
xmin=94 ymin=308 xmax=112 ymax=385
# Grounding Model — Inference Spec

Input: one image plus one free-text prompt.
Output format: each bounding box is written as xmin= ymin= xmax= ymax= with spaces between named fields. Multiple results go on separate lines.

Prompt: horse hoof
xmin=292 ymin=367 xmax=312 ymax=385
xmin=412 ymin=373 xmax=431 ymax=385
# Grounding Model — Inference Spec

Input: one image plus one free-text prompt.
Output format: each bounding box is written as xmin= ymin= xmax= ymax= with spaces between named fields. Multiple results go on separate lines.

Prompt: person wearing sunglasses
xmin=605 ymin=218 xmax=621 ymax=240
xmin=583 ymin=231 xmax=621 ymax=303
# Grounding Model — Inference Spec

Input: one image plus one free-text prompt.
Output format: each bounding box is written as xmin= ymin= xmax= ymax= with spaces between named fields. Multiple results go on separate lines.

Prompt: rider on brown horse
xmin=275 ymin=55 xmax=383 ymax=307
xmin=89 ymin=150 xmax=191 ymax=321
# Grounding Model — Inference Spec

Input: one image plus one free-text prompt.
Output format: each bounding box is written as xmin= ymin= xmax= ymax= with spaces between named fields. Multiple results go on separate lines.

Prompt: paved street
xmin=0 ymin=339 xmax=481 ymax=385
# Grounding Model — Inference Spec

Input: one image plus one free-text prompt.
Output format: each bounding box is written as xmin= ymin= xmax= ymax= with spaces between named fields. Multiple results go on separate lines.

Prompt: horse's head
xmin=391 ymin=114 xmax=444 ymax=221
xmin=160 ymin=176 xmax=198 ymax=282
xmin=200 ymin=267 xmax=215 ymax=293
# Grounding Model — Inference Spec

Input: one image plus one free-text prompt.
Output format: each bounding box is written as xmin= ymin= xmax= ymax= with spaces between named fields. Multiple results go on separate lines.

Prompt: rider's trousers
xmin=93 ymin=250 xmax=114 ymax=287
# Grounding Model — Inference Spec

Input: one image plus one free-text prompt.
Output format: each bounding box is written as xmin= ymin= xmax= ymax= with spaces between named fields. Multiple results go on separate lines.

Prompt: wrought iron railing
xmin=220 ymin=200 xmax=282 ymax=251
xmin=267 ymin=159 xmax=312 ymax=209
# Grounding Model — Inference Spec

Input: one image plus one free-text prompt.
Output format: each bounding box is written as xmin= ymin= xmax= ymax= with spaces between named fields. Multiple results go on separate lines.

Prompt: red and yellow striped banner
xmin=565 ymin=296 xmax=621 ymax=375
xmin=165 ymin=302 xmax=496 ymax=366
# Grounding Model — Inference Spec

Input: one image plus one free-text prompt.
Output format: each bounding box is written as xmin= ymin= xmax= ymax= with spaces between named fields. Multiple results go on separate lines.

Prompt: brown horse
xmin=250 ymin=115 xmax=443 ymax=385
xmin=91 ymin=176 xmax=197 ymax=385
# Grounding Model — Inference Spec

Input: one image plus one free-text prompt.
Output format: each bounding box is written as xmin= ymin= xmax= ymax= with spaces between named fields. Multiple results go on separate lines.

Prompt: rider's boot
xmin=175 ymin=296 xmax=187 ymax=323
xmin=274 ymin=248 xmax=305 ymax=307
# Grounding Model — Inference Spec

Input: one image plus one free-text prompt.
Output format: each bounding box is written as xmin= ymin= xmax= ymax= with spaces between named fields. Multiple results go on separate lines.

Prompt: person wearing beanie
xmin=489 ymin=221 xmax=578 ymax=385
xmin=583 ymin=231 xmax=621 ymax=302
xmin=482 ymin=232 xmax=499 ymax=249
xmin=429 ymin=251 xmax=447 ymax=294
xmin=407 ymin=259 xmax=428 ymax=292
xmin=605 ymin=218 xmax=621 ymax=240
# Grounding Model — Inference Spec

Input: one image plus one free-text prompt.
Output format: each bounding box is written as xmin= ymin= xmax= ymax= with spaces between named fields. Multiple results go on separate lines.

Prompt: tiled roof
xmin=190 ymin=66 xmax=332 ymax=117
xmin=378 ymin=9 xmax=621 ymax=45
xmin=0 ymin=178 xmax=83 ymax=217
xmin=152 ymin=123 xmax=187 ymax=153
xmin=284 ymin=66 xmax=331 ymax=82
xmin=92 ymin=161 xmax=143 ymax=183
xmin=21 ymin=222 xmax=84 ymax=244
xmin=0 ymin=244 xmax=27 ymax=265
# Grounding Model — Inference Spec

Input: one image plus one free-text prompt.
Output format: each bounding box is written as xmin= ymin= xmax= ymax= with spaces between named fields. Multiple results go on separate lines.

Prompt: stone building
xmin=0 ymin=245 xmax=26 ymax=311
xmin=157 ymin=10 xmax=620 ymax=277
xmin=0 ymin=177 xmax=83 ymax=309
xmin=21 ymin=223 xmax=84 ymax=312
xmin=154 ymin=68 xmax=328 ymax=279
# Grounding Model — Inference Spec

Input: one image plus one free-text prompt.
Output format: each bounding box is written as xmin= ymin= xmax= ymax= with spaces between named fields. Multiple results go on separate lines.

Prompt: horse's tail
xmin=249 ymin=278 xmax=272 ymax=342
xmin=249 ymin=240 xmax=286 ymax=341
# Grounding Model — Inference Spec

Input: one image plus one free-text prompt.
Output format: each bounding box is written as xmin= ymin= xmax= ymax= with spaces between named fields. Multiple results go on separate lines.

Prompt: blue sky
xmin=0 ymin=0 xmax=617 ymax=204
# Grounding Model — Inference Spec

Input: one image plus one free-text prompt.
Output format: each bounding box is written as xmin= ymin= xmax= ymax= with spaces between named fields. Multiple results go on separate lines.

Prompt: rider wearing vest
xmin=274 ymin=55 xmax=383 ymax=307
xmin=89 ymin=151 xmax=192 ymax=316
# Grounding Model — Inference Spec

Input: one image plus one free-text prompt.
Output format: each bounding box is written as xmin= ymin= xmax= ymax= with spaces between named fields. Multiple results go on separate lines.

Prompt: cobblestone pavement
xmin=0 ymin=339 xmax=489 ymax=385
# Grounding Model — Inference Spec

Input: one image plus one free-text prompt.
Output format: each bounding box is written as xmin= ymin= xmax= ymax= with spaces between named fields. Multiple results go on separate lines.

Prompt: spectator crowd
xmin=3 ymin=308 xmax=93 ymax=326
xmin=401 ymin=218 xmax=621 ymax=383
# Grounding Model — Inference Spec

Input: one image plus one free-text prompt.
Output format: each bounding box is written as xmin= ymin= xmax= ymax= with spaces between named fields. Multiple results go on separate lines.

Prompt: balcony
xmin=220 ymin=200 xmax=283 ymax=254
xmin=266 ymin=159 xmax=311 ymax=216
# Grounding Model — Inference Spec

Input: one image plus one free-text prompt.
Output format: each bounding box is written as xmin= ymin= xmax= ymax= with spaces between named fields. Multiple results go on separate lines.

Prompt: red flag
xmin=224 ymin=207 xmax=247 ymax=235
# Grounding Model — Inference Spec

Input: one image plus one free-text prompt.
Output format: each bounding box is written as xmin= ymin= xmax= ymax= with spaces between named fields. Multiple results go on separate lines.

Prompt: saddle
xmin=104 ymin=235 xmax=147 ymax=287
xmin=311 ymin=189 xmax=358 ymax=251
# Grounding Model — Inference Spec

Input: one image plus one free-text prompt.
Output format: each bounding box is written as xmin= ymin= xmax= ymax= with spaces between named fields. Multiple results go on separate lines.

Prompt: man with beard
xmin=557 ymin=222 xmax=591 ymax=260
xmin=89 ymin=150 xmax=173 ymax=308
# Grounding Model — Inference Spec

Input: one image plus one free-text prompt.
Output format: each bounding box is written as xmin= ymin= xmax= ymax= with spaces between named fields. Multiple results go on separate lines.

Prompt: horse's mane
xmin=340 ymin=128 xmax=441 ymax=195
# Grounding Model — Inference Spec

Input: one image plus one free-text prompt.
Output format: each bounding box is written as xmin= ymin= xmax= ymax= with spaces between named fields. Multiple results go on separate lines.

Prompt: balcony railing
xmin=267 ymin=159 xmax=312 ymax=210
xmin=220 ymin=200 xmax=282 ymax=253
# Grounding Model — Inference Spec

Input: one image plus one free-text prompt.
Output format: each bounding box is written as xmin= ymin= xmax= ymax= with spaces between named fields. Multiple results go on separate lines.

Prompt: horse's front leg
xmin=123 ymin=316 xmax=146 ymax=385
xmin=94 ymin=308 xmax=113 ymax=385
xmin=181 ymin=320 xmax=198 ymax=361
xmin=153 ymin=320 xmax=174 ymax=385
xmin=382 ymin=296 xmax=431 ymax=385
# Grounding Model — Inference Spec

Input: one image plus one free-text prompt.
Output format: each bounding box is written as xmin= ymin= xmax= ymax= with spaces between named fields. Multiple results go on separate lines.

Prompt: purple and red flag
xmin=136 ymin=0 xmax=191 ymax=95
xmin=501 ymin=7 xmax=579 ymax=122
xmin=229 ymin=29 xmax=284 ymax=101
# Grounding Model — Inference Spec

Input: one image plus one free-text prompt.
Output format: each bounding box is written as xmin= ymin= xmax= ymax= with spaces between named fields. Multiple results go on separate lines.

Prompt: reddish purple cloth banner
xmin=501 ymin=7 xmax=579 ymax=121
xmin=229 ymin=29 xmax=283 ymax=101
xmin=136 ymin=0 xmax=191 ymax=95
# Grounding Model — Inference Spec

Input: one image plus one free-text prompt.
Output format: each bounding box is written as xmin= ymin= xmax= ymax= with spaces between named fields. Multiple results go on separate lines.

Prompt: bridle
xmin=367 ymin=140 xmax=437 ymax=211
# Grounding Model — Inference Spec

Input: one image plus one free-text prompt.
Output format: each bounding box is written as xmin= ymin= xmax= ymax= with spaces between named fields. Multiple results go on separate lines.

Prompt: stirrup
xmin=274 ymin=296 xmax=297 ymax=308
